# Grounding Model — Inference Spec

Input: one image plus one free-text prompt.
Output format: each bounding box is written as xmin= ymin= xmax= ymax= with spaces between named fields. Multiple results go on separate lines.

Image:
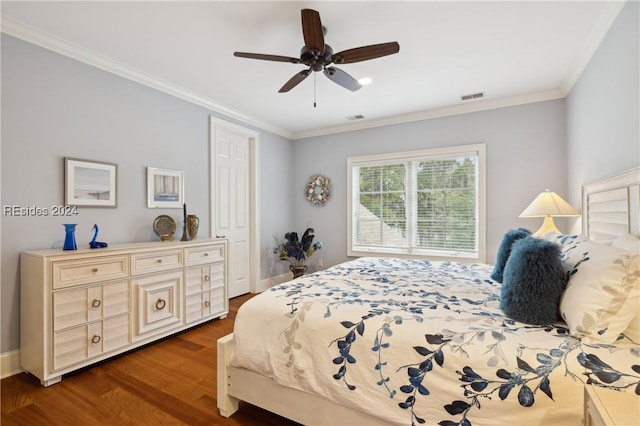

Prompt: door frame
xmin=209 ymin=116 xmax=260 ymax=294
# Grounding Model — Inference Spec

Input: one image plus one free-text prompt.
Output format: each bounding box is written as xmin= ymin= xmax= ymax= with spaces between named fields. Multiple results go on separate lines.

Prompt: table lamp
xmin=519 ymin=189 xmax=580 ymax=236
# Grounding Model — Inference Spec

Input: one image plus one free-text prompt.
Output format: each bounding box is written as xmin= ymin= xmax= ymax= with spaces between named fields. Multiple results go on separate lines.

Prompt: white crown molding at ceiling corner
xmin=559 ymin=0 xmax=627 ymax=95
xmin=0 ymin=17 xmax=294 ymax=140
xmin=2 ymin=0 xmax=623 ymax=145
xmin=295 ymin=0 xmax=628 ymax=142
xmin=292 ymin=89 xmax=566 ymax=140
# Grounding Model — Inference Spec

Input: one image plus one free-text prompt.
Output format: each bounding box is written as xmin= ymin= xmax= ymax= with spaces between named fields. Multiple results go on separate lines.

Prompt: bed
xmin=217 ymin=167 xmax=640 ymax=425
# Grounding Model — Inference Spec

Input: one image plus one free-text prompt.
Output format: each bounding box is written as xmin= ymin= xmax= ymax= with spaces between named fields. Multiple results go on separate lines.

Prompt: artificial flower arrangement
xmin=273 ymin=228 xmax=323 ymax=268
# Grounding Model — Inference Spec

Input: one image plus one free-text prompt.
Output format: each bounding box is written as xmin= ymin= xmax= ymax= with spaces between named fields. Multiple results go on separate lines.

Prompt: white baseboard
xmin=257 ymin=273 xmax=291 ymax=292
xmin=1 ymin=350 xmax=22 ymax=379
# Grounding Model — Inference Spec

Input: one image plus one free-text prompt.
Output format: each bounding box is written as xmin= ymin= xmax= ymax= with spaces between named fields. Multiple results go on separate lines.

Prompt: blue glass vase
xmin=63 ymin=224 xmax=78 ymax=250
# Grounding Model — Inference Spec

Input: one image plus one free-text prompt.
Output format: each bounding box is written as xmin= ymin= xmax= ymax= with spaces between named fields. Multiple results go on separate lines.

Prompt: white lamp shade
xmin=519 ymin=189 xmax=580 ymax=218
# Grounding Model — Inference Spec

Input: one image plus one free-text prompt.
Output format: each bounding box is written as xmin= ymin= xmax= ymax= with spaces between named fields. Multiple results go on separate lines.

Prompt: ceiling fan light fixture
xmin=358 ymin=77 xmax=373 ymax=86
xmin=233 ymin=9 xmax=399 ymax=94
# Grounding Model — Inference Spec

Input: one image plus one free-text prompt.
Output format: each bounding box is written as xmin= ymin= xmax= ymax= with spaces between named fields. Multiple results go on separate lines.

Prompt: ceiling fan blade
xmin=234 ymin=52 xmax=301 ymax=64
xmin=279 ymin=69 xmax=312 ymax=93
xmin=323 ymin=67 xmax=361 ymax=92
xmin=332 ymin=42 xmax=400 ymax=64
xmin=301 ymin=9 xmax=325 ymax=55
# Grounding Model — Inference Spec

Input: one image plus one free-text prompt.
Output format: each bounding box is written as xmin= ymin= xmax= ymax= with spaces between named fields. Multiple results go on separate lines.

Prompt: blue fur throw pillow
xmin=500 ymin=237 xmax=565 ymax=325
xmin=491 ymin=228 xmax=531 ymax=283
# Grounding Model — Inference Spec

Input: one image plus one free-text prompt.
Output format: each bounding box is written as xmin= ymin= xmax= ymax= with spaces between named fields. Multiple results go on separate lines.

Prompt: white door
xmin=211 ymin=119 xmax=256 ymax=298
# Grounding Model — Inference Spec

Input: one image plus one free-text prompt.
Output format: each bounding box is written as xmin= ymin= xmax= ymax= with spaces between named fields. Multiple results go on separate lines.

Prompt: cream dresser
xmin=20 ymin=238 xmax=227 ymax=386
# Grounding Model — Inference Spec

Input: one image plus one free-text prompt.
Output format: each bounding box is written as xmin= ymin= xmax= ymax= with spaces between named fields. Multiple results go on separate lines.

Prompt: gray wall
xmin=566 ymin=0 xmax=639 ymax=214
xmin=1 ymin=35 xmax=293 ymax=353
xmin=292 ymin=100 xmax=568 ymax=270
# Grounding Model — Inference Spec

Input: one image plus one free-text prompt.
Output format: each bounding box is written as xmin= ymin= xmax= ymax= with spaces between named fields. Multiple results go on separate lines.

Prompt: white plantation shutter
xmin=348 ymin=144 xmax=486 ymax=262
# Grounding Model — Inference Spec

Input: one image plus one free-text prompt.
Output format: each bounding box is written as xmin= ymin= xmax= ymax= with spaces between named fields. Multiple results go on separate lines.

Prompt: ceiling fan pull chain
xmin=314 ymin=72 xmax=317 ymax=108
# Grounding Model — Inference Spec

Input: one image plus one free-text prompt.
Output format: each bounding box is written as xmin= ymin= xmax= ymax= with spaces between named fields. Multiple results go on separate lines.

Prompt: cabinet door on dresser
xmin=185 ymin=263 xmax=226 ymax=323
xmin=208 ymin=261 xmax=226 ymax=316
xmin=51 ymin=279 xmax=131 ymax=371
xmin=184 ymin=243 xmax=227 ymax=324
xmin=132 ymin=271 xmax=182 ymax=339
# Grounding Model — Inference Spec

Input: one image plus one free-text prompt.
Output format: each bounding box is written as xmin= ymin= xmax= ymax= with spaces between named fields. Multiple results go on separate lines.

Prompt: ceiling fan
xmin=234 ymin=9 xmax=400 ymax=94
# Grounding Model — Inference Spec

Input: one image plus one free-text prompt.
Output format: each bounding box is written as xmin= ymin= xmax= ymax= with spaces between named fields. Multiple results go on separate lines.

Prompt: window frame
xmin=347 ymin=143 xmax=486 ymax=263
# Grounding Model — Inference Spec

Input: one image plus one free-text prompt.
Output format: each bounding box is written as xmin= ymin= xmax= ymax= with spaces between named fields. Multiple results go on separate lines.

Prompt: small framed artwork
xmin=147 ymin=167 xmax=184 ymax=208
xmin=64 ymin=158 xmax=117 ymax=207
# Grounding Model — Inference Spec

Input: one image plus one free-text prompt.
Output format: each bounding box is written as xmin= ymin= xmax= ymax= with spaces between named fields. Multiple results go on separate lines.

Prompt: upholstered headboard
xmin=582 ymin=167 xmax=640 ymax=242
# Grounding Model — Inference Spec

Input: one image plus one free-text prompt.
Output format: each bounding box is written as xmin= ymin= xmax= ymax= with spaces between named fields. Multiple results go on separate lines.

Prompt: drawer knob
xmin=203 ymin=253 xmax=209 ymax=257
xmin=91 ymin=335 xmax=101 ymax=344
xmin=91 ymin=299 xmax=101 ymax=308
xmin=204 ymin=301 xmax=211 ymax=307
xmin=156 ymin=259 xmax=163 ymax=263
xmin=204 ymin=275 xmax=210 ymax=281
xmin=91 ymin=268 xmax=99 ymax=273
xmin=155 ymin=298 xmax=166 ymax=310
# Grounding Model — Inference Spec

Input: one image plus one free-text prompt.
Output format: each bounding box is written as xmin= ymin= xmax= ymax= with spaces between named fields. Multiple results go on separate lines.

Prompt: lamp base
xmin=532 ymin=216 xmax=560 ymax=237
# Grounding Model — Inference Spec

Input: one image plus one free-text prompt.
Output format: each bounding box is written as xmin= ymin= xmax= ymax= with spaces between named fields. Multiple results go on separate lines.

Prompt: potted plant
xmin=273 ymin=228 xmax=323 ymax=278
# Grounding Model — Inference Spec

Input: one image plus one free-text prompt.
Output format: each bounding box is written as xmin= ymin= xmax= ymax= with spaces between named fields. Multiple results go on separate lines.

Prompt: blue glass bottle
xmin=63 ymin=224 xmax=78 ymax=250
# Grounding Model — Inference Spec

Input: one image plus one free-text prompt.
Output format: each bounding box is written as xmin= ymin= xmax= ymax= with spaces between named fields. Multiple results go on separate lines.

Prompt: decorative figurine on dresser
xmin=20 ymin=236 xmax=228 ymax=386
xmin=89 ymin=224 xmax=108 ymax=248
xmin=180 ymin=203 xmax=199 ymax=241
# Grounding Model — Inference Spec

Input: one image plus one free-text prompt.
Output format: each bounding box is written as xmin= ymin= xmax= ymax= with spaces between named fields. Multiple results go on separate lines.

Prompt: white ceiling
xmin=1 ymin=1 xmax=623 ymax=139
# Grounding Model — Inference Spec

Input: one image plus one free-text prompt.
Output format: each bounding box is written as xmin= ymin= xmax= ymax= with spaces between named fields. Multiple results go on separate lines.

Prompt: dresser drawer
xmin=52 ymin=280 xmax=130 ymax=331
xmin=185 ymin=287 xmax=225 ymax=324
xmin=185 ymin=293 xmax=207 ymax=323
xmin=185 ymin=266 xmax=209 ymax=296
xmin=210 ymin=263 xmax=224 ymax=288
xmin=186 ymin=244 xmax=224 ymax=266
xmin=52 ymin=313 xmax=130 ymax=371
xmin=52 ymin=256 xmax=128 ymax=289
xmin=131 ymin=250 xmax=184 ymax=275
xmin=52 ymin=321 xmax=99 ymax=370
xmin=102 ymin=314 xmax=131 ymax=353
xmin=53 ymin=285 xmax=100 ymax=331
xmin=209 ymin=285 xmax=226 ymax=314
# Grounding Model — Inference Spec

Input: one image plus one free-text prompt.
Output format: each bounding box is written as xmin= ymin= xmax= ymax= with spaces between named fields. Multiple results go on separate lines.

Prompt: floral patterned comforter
xmin=230 ymin=257 xmax=640 ymax=425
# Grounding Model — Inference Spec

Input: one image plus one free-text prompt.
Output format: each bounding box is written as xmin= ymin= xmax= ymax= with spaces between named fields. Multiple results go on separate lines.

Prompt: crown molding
xmin=294 ymin=1 xmax=627 ymax=140
xmin=292 ymin=89 xmax=565 ymax=140
xmin=2 ymin=0 xmax=623 ymax=143
xmin=559 ymin=0 xmax=626 ymax=95
xmin=0 ymin=17 xmax=294 ymax=140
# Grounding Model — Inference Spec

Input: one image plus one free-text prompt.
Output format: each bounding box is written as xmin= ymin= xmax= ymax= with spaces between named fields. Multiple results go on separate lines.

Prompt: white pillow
xmin=611 ymin=233 xmax=640 ymax=254
xmin=558 ymin=236 xmax=640 ymax=344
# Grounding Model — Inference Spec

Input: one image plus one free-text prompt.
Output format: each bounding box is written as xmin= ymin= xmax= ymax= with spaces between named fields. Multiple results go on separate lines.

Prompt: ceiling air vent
xmin=461 ymin=92 xmax=485 ymax=101
xmin=347 ymin=115 xmax=365 ymax=121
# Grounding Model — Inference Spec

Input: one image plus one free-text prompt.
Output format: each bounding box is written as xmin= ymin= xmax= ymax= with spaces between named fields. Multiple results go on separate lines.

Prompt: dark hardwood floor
xmin=1 ymin=294 xmax=300 ymax=425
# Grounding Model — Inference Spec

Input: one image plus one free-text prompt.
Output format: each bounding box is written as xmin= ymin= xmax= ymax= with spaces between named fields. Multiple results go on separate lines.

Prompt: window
xmin=347 ymin=144 xmax=486 ymax=262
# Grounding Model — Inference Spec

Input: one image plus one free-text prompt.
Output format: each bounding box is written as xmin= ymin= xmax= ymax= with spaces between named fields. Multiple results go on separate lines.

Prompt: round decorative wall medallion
xmin=306 ymin=175 xmax=330 ymax=206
